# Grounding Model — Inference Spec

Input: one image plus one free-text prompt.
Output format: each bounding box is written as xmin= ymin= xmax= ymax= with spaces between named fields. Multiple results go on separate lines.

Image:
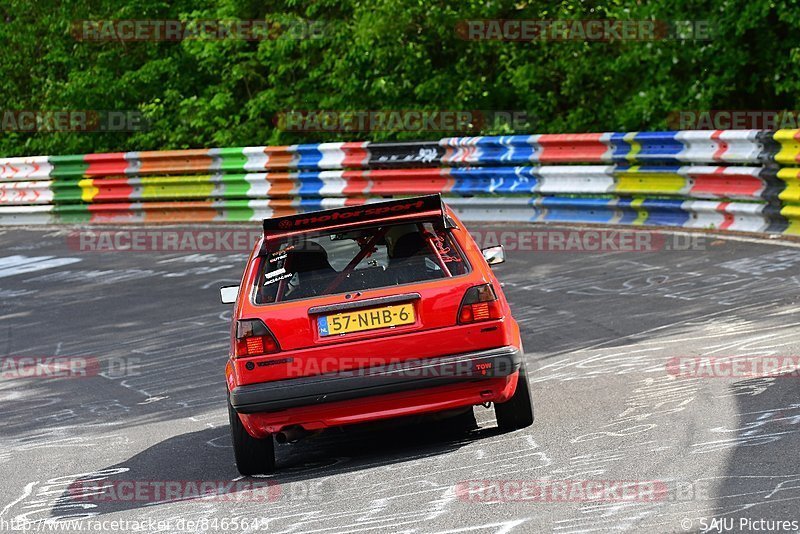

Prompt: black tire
xmin=494 ymin=360 xmax=534 ymax=431
xmin=228 ymin=396 xmax=275 ymax=475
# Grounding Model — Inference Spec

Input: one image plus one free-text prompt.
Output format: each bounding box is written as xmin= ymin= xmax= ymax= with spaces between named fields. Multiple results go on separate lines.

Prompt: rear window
xmin=253 ymin=220 xmax=470 ymax=304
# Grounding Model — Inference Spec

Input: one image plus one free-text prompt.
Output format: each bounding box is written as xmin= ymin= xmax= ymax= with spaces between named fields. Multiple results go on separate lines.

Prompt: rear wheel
xmin=494 ymin=361 xmax=534 ymax=431
xmin=228 ymin=396 xmax=275 ymax=475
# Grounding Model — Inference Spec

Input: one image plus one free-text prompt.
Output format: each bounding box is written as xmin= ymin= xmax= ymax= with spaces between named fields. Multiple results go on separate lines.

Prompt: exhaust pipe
xmin=275 ymin=426 xmax=310 ymax=444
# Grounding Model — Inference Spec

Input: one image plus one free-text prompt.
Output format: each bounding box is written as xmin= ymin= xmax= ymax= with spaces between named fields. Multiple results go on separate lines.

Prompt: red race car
xmin=220 ymin=194 xmax=533 ymax=474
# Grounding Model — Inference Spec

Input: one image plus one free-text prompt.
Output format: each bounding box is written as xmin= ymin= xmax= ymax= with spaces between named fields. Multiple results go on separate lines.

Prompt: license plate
xmin=318 ymin=304 xmax=415 ymax=336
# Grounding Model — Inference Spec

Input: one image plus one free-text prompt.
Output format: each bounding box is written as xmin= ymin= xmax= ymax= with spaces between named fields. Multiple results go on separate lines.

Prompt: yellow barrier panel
xmin=776 ymin=168 xmax=800 ymax=204
xmin=780 ymin=203 xmax=800 ymax=235
xmin=615 ymin=167 xmax=687 ymax=194
xmin=774 ymin=130 xmax=800 ymax=165
xmin=141 ymin=176 xmax=216 ymax=200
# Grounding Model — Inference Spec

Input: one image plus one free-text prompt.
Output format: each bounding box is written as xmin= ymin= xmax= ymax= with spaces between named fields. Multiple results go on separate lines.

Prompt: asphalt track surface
xmin=1 ymin=224 xmax=800 ymax=534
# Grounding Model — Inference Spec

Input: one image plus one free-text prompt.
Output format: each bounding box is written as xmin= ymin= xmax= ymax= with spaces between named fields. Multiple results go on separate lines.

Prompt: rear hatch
xmin=235 ymin=196 xmax=506 ymax=382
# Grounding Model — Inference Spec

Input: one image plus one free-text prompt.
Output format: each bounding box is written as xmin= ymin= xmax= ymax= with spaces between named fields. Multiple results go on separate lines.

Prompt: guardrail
xmin=1 ymin=129 xmax=798 ymax=235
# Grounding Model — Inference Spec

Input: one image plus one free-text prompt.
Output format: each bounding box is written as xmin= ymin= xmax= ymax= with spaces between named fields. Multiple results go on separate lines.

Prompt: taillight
xmin=458 ymin=284 xmax=503 ymax=324
xmin=235 ymin=319 xmax=280 ymax=358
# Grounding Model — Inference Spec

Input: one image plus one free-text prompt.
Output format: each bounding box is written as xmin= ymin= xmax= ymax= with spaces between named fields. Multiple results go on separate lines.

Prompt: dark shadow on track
xmin=52 ymin=409 xmax=505 ymax=517
xmin=711 ymin=372 xmax=800 ymax=523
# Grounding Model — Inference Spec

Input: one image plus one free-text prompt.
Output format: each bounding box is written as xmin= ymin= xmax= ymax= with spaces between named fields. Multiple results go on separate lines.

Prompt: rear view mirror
xmin=481 ymin=245 xmax=505 ymax=266
xmin=220 ymin=285 xmax=239 ymax=304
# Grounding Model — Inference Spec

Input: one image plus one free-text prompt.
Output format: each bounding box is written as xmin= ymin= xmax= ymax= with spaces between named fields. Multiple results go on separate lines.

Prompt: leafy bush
xmin=1 ymin=0 xmax=796 ymax=156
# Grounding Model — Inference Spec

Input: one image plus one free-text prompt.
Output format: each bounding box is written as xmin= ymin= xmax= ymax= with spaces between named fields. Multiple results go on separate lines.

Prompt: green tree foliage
xmin=0 ymin=0 xmax=798 ymax=156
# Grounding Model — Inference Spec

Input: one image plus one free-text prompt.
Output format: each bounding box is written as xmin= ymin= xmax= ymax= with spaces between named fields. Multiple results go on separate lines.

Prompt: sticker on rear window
xmin=433 ymin=233 xmax=462 ymax=263
xmin=264 ymin=274 xmax=292 ymax=285
xmin=266 ymin=267 xmax=286 ymax=278
xmin=270 ymin=245 xmax=294 ymax=263
xmin=264 ymin=268 xmax=292 ymax=285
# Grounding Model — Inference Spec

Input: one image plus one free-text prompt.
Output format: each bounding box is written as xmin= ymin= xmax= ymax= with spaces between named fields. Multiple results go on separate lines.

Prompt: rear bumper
xmin=230 ymin=345 xmax=522 ymax=414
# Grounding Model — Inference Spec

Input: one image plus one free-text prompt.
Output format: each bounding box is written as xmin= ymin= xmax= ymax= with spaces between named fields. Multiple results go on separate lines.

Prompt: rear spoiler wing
xmin=262 ymin=194 xmax=456 ymax=239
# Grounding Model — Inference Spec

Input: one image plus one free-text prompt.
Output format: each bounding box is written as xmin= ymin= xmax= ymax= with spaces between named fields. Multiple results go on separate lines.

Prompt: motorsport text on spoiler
xmin=261 ymin=194 xmax=452 ymax=237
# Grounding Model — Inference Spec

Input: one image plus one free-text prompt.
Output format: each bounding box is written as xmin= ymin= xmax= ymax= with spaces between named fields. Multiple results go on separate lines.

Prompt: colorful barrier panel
xmin=1 ymin=129 xmax=798 ymax=236
xmin=39 ymin=166 xmax=783 ymax=204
